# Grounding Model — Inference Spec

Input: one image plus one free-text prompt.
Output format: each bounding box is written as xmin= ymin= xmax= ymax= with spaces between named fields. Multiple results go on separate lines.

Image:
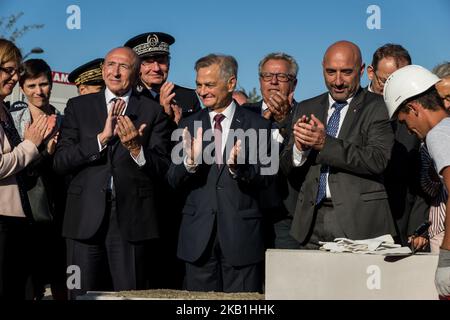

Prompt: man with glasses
xmin=366 ymin=43 xmax=411 ymax=95
xmin=243 ymin=53 xmax=300 ymax=249
xmin=367 ymin=44 xmax=430 ymax=250
xmin=124 ymin=32 xmax=200 ymax=124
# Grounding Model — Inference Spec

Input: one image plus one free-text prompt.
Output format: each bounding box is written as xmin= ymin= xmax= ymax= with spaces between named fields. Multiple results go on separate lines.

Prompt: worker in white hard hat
xmin=384 ymin=64 xmax=450 ymax=298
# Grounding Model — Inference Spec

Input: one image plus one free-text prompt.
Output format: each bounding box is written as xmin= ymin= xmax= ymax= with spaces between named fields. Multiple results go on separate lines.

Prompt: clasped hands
xmin=98 ymin=99 xmax=146 ymax=157
xmin=183 ymin=127 xmax=242 ymax=171
xmin=293 ymin=114 xmax=326 ymax=151
xmin=263 ymin=91 xmax=294 ymax=122
xmin=24 ymin=114 xmax=57 ymax=150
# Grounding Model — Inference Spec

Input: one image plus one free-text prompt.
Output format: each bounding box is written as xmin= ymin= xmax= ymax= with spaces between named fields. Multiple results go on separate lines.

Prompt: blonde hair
xmin=0 ymin=38 xmax=22 ymax=66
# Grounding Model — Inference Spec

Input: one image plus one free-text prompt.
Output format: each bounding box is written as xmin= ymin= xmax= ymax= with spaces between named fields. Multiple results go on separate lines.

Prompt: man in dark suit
xmin=124 ymin=32 xmax=201 ymax=124
xmin=168 ymin=54 xmax=272 ymax=292
xmin=366 ymin=44 xmax=429 ymax=248
xmin=54 ymin=47 xmax=171 ymax=297
xmin=124 ymin=32 xmax=201 ymax=289
xmin=280 ymin=41 xmax=396 ymax=247
xmin=243 ymin=52 xmax=300 ymax=249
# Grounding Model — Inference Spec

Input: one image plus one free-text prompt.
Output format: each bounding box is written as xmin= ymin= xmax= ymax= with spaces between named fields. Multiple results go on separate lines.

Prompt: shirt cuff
xmin=272 ymin=128 xmax=284 ymax=144
xmin=130 ymin=146 xmax=146 ymax=167
xmin=97 ymin=134 xmax=107 ymax=152
xmin=183 ymin=156 xmax=198 ymax=173
xmin=293 ymin=144 xmax=310 ymax=167
xmin=228 ymin=166 xmax=238 ymax=178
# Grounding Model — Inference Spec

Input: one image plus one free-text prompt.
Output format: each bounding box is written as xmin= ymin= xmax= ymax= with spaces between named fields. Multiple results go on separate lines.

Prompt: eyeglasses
xmin=0 ymin=66 xmax=23 ymax=77
xmin=373 ymin=70 xmax=388 ymax=86
xmin=259 ymin=72 xmax=294 ymax=83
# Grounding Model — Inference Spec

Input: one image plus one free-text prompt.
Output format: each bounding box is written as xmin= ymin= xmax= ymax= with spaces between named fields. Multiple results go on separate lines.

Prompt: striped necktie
xmin=316 ymin=101 xmax=347 ymax=205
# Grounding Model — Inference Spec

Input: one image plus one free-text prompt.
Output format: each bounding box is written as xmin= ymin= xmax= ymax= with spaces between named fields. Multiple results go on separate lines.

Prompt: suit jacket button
xmin=216 ymin=186 xmax=223 ymax=190
xmin=310 ymin=200 xmax=315 ymax=206
xmin=211 ymin=210 xmax=217 ymax=215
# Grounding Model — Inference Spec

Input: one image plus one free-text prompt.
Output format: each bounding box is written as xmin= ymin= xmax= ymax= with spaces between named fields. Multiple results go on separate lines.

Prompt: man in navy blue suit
xmin=168 ymin=54 xmax=273 ymax=292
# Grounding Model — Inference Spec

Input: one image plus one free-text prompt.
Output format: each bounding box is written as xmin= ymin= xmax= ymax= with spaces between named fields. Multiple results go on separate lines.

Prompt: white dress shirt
xmin=292 ymin=94 xmax=353 ymax=199
xmin=184 ymin=101 xmax=236 ymax=172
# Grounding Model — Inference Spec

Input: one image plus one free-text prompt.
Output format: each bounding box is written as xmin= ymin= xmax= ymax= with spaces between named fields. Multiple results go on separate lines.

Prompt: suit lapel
xmin=338 ymin=88 xmax=364 ymax=139
xmin=316 ymin=94 xmax=329 ymax=125
xmin=95 ymin=89 xmax=108 ymax=129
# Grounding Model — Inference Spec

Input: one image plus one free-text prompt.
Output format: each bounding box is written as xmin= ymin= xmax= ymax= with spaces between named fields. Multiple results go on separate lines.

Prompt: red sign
xmin=52 ymin=71 xmax=73 ymax=85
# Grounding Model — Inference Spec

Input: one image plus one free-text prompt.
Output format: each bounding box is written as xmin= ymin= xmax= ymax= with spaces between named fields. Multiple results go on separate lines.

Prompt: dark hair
xmin=0 ymin=38 xmax=22 ymax=66
xmin=195 ymin=54 xmax=238 ymax=80
xmin=371 ymin=43 xmax=411 ymax=71
xmin=19 ymin=59 xmax=52 ymax=87
xmin=399 ymin=86 xmax=444 ymax=113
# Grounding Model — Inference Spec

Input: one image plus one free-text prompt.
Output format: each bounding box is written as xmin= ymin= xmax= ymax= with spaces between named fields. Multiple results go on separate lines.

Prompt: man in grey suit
xmin=280 ymin=41 xmax=396 ymax=248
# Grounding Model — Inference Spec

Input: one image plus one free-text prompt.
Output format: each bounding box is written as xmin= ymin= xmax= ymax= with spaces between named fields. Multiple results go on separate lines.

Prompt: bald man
xmin=280 ymin=41 xmax=396 ymax=248
xmin=54 ymin=47 xmax=171 ymax=297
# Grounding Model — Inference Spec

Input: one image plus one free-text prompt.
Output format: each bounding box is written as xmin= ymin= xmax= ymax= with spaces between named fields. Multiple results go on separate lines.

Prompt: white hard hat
xmin=383 ymin=65 xmax=440 ymax=118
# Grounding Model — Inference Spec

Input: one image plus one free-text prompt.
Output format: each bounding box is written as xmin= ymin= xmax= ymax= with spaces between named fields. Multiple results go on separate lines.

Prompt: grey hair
xmin=433 ymin=61 xmax=450 ymax=78
xmin=258 ymin=52 xmax=298 ymax=77
xmin=194 ymin=54 xmax=238 ymax=80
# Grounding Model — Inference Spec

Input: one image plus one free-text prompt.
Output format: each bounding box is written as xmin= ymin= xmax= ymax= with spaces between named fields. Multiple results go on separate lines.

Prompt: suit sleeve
xmin=140 ymin=107 xmax=171 ymax=177
xmin=316 ymin=101 xmax=394 ymax=175
xmin=167 ymin=118 xmax=195 ymax=190
xmin=231 ymin=118 xmax=274 ymax=187
xmin=53 ymin=99 xmax=103 ymax=175
xmin=0 ymin=138 xmax=39 ymax=179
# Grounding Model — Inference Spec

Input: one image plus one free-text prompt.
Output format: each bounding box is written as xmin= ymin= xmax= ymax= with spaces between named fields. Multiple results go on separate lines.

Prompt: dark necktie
xmin=0 ymin=114 xmax=33 ymax=218
xmin=213 ymin=113 xmax=225 ymax=167
xmin=107 ymin=97 xmax=123 ymax=194
xmin=316 ymin=101 xmax=347 ymax=204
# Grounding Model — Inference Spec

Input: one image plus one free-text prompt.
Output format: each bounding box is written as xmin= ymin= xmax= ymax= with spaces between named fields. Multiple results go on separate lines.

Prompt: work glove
xmin=435 ymin=248 xmax=450 ymax=296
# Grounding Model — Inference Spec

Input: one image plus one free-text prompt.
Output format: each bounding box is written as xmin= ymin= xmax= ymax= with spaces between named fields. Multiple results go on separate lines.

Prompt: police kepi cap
xmin=124 ymin=32 xmax=175 ymax=58
xmin=68 ymin=58 xmax=104 ymax=86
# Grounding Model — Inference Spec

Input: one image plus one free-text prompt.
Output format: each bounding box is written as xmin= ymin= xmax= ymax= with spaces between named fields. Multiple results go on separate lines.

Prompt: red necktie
xmin=213 ymin=113 xmax=225 ymax=167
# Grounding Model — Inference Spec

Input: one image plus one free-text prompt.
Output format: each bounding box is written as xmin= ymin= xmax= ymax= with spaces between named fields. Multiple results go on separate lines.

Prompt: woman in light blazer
xmin=0 ymin=39 xmax=52 ymax=299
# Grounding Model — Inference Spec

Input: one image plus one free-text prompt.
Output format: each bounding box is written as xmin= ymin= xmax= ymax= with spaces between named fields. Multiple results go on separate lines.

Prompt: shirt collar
xmin=368 ymin=83 xmax=374 ymax=93
xmin=105 ymin=87 xmax=132 ymax=105
xmin=328 ymin=94 xmax=354 ymax=108
xmin=209 ymin=100 xmax=236 ymax=122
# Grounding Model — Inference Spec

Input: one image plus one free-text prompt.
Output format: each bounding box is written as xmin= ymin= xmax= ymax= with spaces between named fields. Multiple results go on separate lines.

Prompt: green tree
xmin=0 ymin=12 xmax=44 ymax=42
xmin=236 ymin=86 xmax=261 ymax=104
xmin=246 ymin=87 xmax=261 ymax=103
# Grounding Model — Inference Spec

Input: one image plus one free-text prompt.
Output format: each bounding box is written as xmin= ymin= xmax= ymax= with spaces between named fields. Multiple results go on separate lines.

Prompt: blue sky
xmin=2 ymin=0 xmax=450 ymax=102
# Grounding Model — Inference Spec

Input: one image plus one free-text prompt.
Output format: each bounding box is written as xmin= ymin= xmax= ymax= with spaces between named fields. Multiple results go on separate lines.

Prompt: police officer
xmin=125 ymin=33 xmax=200 ymax=288
xmin=124 ymin=32 xmax=200 ymax=124
xmin=68 ymin=58 xmax=105 ymax=96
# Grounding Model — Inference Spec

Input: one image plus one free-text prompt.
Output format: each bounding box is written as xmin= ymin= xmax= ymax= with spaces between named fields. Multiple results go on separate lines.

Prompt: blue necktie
xmin=316 ymin=101 xmax=347 ymax=205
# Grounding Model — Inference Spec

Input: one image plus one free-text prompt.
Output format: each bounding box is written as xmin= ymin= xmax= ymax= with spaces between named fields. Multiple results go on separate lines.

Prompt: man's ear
xmin=367 ymin=65 xmax=375 ymax=81
xmin=359 ymin=63 xmax=366 ymax=77
xmin=228 ymin=75 xmax=237 ymax=93
xmin=408 ymin=101 xmax=422 ymax=116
